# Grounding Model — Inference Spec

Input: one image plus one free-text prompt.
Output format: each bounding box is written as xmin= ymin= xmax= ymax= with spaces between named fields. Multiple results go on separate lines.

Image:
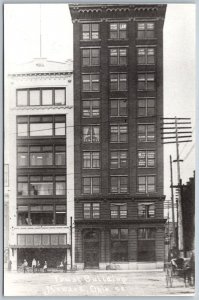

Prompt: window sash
xmin=83 ymin=177 xmax=100 ymax=194
xmin=138 ymin=176 xmax=156 ymax=193
xmin=110 ymin=125 xmax=128 ymax=143
xmin=110 ymin=176 xmax=128 ymax=193
xmin=138 ymin=150 xmax=155 ymax=167
xmin=82 ymin=23 xmax=99 ymax=40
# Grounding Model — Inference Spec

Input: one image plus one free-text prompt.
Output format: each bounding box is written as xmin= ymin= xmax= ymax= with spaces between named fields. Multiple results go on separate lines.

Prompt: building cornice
xmin=11 ymin=105 xmax=73 ymax=111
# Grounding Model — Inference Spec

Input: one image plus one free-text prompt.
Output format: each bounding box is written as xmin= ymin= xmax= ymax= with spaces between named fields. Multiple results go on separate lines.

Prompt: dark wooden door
xmin=84 ymin=231 xmax=99 ymax=269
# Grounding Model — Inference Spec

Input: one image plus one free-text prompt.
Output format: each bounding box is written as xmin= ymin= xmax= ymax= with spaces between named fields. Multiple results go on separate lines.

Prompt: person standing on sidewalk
xmin=23 ymin=259 xmax=28 ymax=273
xmin=32 ymin=258 xmax=36 ymax=273
xmin=36 ymin=260 xmax=41 ymax=272
xmin=43 ymin=261 xmax=48 ymax=273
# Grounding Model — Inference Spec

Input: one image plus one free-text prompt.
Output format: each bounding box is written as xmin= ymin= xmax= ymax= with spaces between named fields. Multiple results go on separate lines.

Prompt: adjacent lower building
xmin=70 ymin=4 xmax=167 ymax=270
xmin=5 ymin=58 xmax=74 ymax=270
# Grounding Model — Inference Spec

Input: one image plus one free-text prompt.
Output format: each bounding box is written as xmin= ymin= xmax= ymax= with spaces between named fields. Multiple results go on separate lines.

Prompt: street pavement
xmin=4 ymin=270 xmax=195 ymax=296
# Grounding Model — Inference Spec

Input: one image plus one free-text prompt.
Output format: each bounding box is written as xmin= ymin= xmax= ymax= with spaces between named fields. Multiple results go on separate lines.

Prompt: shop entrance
xmin=84 ymin=230 xmax=100 ymax=269
xmin=17 ymin=248 xmax=67 ymax=268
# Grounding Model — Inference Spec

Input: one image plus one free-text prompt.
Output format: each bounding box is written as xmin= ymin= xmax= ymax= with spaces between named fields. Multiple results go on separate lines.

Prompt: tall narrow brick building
xmin=70 ymin=4 xmax=167 ymax=270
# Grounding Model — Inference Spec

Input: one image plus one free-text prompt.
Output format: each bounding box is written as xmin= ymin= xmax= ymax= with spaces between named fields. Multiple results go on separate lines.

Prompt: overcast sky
xmin=4 ymin=4 xmax=196 ymax=212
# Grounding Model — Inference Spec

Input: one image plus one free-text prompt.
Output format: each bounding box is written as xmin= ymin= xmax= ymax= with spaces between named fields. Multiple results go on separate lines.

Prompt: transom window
xmin=110 ymin=73 xmax=127 ymax=91
xmin=16 ymin=88 xmax=65 ymax=106
xmin=82 ymin=100 xmax=100 ymax=117
xmin=138 ymin=150 xmax=155 ymax=167
xmin=82 ymin=48 xmax=100 ymax=66
xmin=110 ymin=23 xmax=127 ymax=39
xmin=138 ymin=98 xmax=155 ymax=117
xmin=137 ymin=73 xmax=155 ymax=91
xmin=138 ymin=228 xmax=156 ymax=239
xmin=82 ymin=23 xmax=100 ymax=40
xmin=83 ymin=151 xmax=100 ymax=169
xmin=110 ymin=124 xmax=128 ymax=143
xmin=110 ymin=203 xmax=127 ymax=219
xmin=138 ymin=124 xmax=155 ymax=142
xmin=110 ymin=48 xmax=127 ymax=65
xmin=111 ymin=229 xmax=128 ymax=262
xmin=82 ymin=177 xmax=100 ymax=194
xmin=137 ymin=22 xmax=155 ymax=39
xmin=138 ymin=203 xmax=155 ymax=218
xmin=137 ymin=175 xmax=156 ymax=193
xmin=82 ymin=74 xmax=100 ymax=92
xmin=137 ymin=48 xmax=155 ymax=64
xmin=110 ymin=99 xmax=127 ymax=116
xmin=17 ymin=115 xmax=66 ymax=137
xmin=83 ymin=203 xmax=100 ymax=219
xmin=110 ymin=151 xmax=128 ymax=169
xmin=110 ymin=176 xmax=128 ymax=194
xmin=82 ymin=125 xmax=100 ymax=143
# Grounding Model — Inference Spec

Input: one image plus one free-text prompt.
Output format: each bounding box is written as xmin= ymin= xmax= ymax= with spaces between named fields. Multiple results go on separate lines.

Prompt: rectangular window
xmin=17 ymin=206 xmax=29 ymax=225
xmin=111 ymin=229 xmax=128 ymax=262
xmin=138 ymin=203 xmax=155 ymax=218
xmin=29 ymin=90 xmax=40 ymax=106
xmin=30 ymin=146 xmax=53 ymax=166
xmin=82 ymin=23 xmax=100 ymax=40
xmin=110 ymin=48 xmax=127 ymax=65
xmin=138 ymin=73 xmax=155 ymax=91
xmin=82 ymin=49 xmax=100 ymax=66
xmin=137 ymin=48 xmax=155 ymax=64
xmin=56 ymin=205 xmax=66 ymax=225
xmin=30 ymin=176 xmax=54 ymax=196
xmin=110 ymin=99 xmax=127 ymax=116
xmin=138 ymin=98 xmax=155 ymax=117
xmin=82 ymin=177 xmax=100 ymax=194
xmin=42 ymin=89 xmax=53 ymax=105
xmin=110 ymin=176 xmax=128 ymax=193
xmin=55 ymin=89 xmax=65 ymax=105
xmin=30 ymin=205 xmax=54 ymax=225
xmin=82 ymin=74 xmax=100 ymax=92
xmin=83 ymin=152 xmax=100 ymax=169
xmin=17 ymin=176 xmax=28 ymax=196
xmin=137 ymin=228 xmax=156 ymax=262
xmin=138 ymin=175 xmax=156 ymax=193
xmin=110 ymin=151 xmax=128 ymax=169
xmin=138 ymin=124 xmax=155 ymax=142
xmin=110 ymin=23 xmax=127 ymax=39
xmin=137 ymin=22 xmax=155 ymax=39
xmin=138 ymin=150 xmax=155 ymax=167
xmin=83 ymin=125 xmax=100 ymax=143
xmin=17 ymin=90 xmax=28 ymax=106
xmin=110 ymin=124 xmax=128 ymax=143
xmin=55 ymin=145 xmax=66 ymax=166
xmin=82 ymin=100 xmax=100 ymax=117
xmin=83 ymin=203 xmax=100 ymax=219
xmin=55 ymin=175 xmax=66 ymax=195
xmin=17 ymin=146 xmax=28 ymax=166
xmin=110 ymin=73 xmax=127 ymax=91
xmin=110 ymin=203 xmax=127 ymax=219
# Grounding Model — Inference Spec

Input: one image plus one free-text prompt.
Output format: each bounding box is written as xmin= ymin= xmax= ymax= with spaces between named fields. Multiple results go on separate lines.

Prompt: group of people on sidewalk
xmin=23 ymin=258 xmax=47 ymax=273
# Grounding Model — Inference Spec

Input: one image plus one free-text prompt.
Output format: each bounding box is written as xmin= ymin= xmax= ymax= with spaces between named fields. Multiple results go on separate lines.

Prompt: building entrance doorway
xmin=84 ymin=230 xmax=99 ymax=269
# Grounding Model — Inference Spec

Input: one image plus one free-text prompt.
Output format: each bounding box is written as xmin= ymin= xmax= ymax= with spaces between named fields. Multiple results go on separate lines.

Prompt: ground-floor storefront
xmin=75 ymin=221 xmax=166 ymax=270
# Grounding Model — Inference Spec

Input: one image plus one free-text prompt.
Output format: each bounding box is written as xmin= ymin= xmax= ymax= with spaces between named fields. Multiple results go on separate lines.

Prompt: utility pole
xmin=161 ymin=117 xmax=192 ymax=255
xmin=170 ymin=155 xmax=176 ymax=248
xmin=70 ymin=216 xmax=73 ymax=270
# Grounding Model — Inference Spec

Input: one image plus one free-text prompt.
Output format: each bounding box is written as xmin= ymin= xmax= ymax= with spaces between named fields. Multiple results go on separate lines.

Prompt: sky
xmin=4 ymin=4 xmax=196 ymax=218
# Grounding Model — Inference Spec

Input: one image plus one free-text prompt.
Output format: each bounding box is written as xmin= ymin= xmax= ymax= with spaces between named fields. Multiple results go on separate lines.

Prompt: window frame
xmin=110 ymin=228 xmax=128 ymax=262
xmin=82 ymin=48 xmax=100 ymax=66
xmin=110 ymin=99 xmax=128 ymax=117
xmin=137 ymin=124 xmax=156 ymax=142
xmin=137 ymin=149 xmax=156 ymax=168
xmin=137 ymin=175 xmax=156 ymax=193
xmin=82 ymin=99 xmax=100 ymax=118
xmin=137 ymin=202 xmax=155 ymax=219
xmin=109 ymin=23 xmax=127 ymax=40
xmin=83 ymin=202 xmax=100 ymax=219
xmin=110 ymin=150 xmax=128 ymax=169
xmin=82 ymin=176 xmax=101 ymax=195
xmin=82 ymin=23 xmax=100 ymax=41
xmin=82 ymin=125 xmax=100 ymax=143
xmin=109 ymin=48 xmax=127 ymax=65
xmin=110 ymin=176 xmax=128 ymax=194
xmin=137 ymin=47 xmax=155 ymax=65
xmin=110 ymin=203 xmax=127 ymax=219
xmin=110 ymin=124 xmax=128 ymax=143
xmin=82 ymin=74 xmax=100 ymax=92
xmin=82 ymin=151 xmax=100 ymax=169
xmin=110 ymin=73 xmax=127 ymax=91
xmin=137 ymin=22 xmax=155 ymax=39
xmin=138 ymin=98 xmax=155 ymax=117
xmin=137 ymin=73 xmax=155 ymax=91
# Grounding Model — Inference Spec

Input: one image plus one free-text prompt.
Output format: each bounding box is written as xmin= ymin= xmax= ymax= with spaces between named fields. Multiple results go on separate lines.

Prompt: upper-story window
xmin=137 ymin=22 xmax=155 ymax=39
xmin=82 ymin=176 xmax=100 ymax=194
xmin=110 ymin=99 xmax=127 ymax=116
xmin=83 ymin=203 xmax=100 ymax=219
xmin=82 ymin=125 xmax=100 ymax=143
xmin=110 ymin=150 xmax=128 ymax=169
xmin=138 ymin=98 xmax=155 ymax=117
xmin=110 ymin=124 xmax=128 ymax=143
xmin=110 ymin=48 xmax=127 ymax=65
xmin=138 ymin=124 xmax=155 ymax=142
xmin=137 ymin=73 xmax=155 ymax=91
xmin=83 ymin=151 xmax=100 ymax=169
xmin=137 ymin=48 xmax=155 ymax=65
xmin=82 ymin=23 xmax=100 ymax=40
xmin=138 ymin=150 xmax=155 ymax=167
xmin=110 ymin=23 xmax=127 ymax=39
xmin=82 ymin=48 xmax=100 ymax=66
xmin=82 ymin=100 xmax=100 ymax=117
xmin=17 ymin=88 xmax=65 ymax=106
xmin=110 ymin=73 xmax=127 ymax=91
xmin=110 ymin=203 xmax=127 ymax=219
xmin=17 ymin=115 xmax=66 ymax=138
xmin=82 ymin=74 xmax=100 ymax=92
xmin=137 ymin=175 xmax=156 ymax=193
xmin=110 ymin=176 xmax=128 ymax=194
xmin=138 ymin=202 xmax=155 ymax=218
